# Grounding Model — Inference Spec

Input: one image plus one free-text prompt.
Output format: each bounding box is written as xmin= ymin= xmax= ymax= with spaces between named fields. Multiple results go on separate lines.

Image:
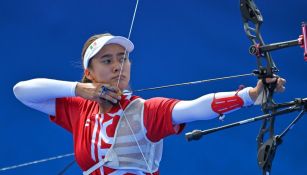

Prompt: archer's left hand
xmin=249 ymin=77 xmax=286 ymax=102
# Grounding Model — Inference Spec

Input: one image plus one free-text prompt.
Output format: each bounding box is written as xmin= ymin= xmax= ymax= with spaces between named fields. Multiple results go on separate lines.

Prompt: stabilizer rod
xmin=185 ymin=98 xmax=307 ymax=142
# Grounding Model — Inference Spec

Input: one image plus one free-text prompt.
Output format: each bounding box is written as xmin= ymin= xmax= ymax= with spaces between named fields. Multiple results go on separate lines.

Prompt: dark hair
xmin=81 ymin=33 xmax=113 ymax=83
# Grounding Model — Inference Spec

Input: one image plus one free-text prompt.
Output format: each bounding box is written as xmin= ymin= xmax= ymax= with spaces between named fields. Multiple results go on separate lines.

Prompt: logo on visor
xmin=89 ymin=42 xmax=97 ymax=50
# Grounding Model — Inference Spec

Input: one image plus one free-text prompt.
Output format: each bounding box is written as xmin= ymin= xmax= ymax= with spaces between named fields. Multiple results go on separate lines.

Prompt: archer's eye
xmin=102 ymin=59 xmax=111 ymax=64
xmin=119 ymin=56 xmax=127 ymax=63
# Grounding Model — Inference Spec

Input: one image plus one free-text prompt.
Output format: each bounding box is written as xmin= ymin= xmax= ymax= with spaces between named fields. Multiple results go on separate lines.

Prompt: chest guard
xmin=83 ymin=98 xmax=163 ymax=175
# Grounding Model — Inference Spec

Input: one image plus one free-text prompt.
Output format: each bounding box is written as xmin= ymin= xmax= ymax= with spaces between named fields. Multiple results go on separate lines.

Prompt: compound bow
xmin=185 ymin=0 xmax=307 ymax=174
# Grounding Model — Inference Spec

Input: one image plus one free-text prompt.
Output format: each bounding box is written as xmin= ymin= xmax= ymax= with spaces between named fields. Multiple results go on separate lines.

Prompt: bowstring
xmin=115 ymin=0 xmax=156 ymax=174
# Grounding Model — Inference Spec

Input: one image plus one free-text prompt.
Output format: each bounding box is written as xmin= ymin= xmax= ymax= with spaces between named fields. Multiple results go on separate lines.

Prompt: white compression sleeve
xmin=172 ymin=87 xmax=255 ymax=124
xmin=13 ymin=78 xmax=78 ymax=116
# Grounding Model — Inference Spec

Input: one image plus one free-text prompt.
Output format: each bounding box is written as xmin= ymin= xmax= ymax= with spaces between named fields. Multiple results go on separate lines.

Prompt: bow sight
xmin=240 ymin=0 xmax=307 ymax=62
xmin=186 ymin=0 xmax=307 ymax=175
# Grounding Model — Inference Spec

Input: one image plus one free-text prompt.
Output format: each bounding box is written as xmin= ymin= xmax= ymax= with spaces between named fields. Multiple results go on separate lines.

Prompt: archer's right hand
xmin=75 ymin=83 xmax=122 ymax=104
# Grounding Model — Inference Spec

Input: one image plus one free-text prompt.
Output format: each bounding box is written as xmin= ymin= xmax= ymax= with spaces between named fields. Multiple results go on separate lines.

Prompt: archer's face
xmin=87 ymin=44 xmax=131 ymax=90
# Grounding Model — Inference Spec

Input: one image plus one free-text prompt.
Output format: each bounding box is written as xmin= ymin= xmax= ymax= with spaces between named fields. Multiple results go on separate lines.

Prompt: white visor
xmin=83 ymin=35 xmax=134 ymax=68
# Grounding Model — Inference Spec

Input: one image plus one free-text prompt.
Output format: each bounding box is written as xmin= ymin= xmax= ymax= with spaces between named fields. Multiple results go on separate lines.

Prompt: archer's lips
xmin=112 ymin=76 xmax=125 ymax=81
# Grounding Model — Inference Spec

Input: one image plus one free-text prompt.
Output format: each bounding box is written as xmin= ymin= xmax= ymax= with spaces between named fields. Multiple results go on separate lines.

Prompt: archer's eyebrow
xmin=101 ymin=54 xmax=112 ymax=59
xmin=117 ymin=52 xmax=126 ymax=57
xmin=101 ymin=52 xmax=126 ymax=59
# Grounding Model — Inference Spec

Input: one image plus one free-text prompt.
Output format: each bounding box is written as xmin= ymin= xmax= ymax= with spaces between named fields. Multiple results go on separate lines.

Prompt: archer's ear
xmin=84 ymin=69 xmax=94 ymax=81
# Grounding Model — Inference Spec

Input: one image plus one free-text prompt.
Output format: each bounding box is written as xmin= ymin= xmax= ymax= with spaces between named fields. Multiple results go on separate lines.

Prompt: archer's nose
xmin=113 ymin=61 xmax=122 ymax=73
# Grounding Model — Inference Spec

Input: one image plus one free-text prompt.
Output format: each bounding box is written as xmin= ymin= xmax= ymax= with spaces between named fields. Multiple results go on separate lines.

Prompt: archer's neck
xmin=99 ymin=100 xmax=114 ymax=114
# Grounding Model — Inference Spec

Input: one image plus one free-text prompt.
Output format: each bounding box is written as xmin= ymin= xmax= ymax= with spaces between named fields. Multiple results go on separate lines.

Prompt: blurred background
xmin=1 ymin=0 xmax=307 ymax=174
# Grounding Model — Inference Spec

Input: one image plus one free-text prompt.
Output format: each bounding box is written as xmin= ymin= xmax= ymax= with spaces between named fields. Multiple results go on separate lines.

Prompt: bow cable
xmin=0 ymin=153 xmax=74 ymax=172
xmin=133 ymin=73 xmax=254 ymax=92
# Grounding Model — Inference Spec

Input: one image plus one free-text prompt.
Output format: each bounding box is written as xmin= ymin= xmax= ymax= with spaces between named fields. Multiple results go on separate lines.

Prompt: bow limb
xmin=240 ymin=0 xmax=280 ymax=174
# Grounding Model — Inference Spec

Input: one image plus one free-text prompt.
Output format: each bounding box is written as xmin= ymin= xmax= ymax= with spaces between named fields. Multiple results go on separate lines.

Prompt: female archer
xmin=13 ymin=33 xmax=285 ymax=175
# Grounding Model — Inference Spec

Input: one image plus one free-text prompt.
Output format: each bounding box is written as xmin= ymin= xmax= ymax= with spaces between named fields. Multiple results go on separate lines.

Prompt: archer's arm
xmin=172 ymin=87 xmax=254 ymax=124
xmin=13 ymin=78 xmax=122 ymax=115
xmin=13 ymin=78 xmax=77 ymax=115
xmin=171 ymin=77 xmax=286 ymax=125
